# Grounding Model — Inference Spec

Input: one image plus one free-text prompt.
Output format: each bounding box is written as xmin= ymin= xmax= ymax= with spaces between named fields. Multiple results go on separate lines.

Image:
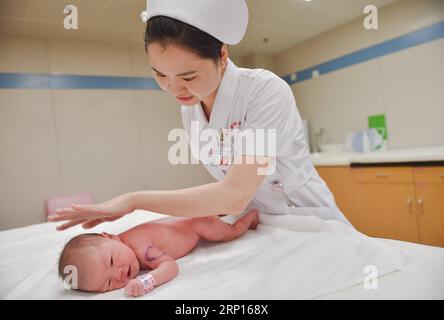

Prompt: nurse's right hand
xmin=47 ymin=193 xmax=135 ymax=231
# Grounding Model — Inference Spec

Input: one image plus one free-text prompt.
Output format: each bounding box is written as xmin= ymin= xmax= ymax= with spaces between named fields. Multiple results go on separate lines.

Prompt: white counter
xmin=311 ymin=146 xmax=444 ymax=166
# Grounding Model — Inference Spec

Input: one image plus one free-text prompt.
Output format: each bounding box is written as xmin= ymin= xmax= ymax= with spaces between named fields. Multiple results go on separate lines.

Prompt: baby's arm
xmin=125 ymin=245 xmax=179 ymax=297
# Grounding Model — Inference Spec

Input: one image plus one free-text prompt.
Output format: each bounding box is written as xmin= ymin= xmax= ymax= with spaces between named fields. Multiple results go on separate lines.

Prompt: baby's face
xmin=79 ymin=235 xmax=140 ymax=292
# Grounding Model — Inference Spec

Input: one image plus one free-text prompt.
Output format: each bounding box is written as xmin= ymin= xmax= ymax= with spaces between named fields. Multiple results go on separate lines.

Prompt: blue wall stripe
xmin=0 ymin=73 xmax=160 ymax=90
xmin=0 ymin=21 xmax=443 ymax=89
xmin=282 ymin=21 xmax=444 ymax=85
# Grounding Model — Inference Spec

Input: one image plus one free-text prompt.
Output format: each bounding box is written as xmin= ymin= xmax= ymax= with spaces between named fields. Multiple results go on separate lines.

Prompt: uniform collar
xmin=206 ymin=58 xmax=240 ymax=130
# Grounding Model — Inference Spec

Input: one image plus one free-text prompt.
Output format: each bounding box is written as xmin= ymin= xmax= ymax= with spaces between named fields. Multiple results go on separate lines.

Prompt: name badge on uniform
xmin=207 ymin=128 xmax=234 ymax=167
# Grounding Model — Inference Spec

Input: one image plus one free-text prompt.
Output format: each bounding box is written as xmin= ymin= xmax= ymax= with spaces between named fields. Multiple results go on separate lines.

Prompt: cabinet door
xmin=414 ymin=167 xmax=444 ymax=247
xmin=352 ymin=167 xmax=419 ymax=242
xmin=316 ymin=166 xmax=357 ymax=226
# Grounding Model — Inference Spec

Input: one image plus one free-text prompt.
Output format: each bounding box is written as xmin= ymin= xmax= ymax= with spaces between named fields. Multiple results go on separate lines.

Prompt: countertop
xmin=311 ymin=145 xmax=444 ymax=166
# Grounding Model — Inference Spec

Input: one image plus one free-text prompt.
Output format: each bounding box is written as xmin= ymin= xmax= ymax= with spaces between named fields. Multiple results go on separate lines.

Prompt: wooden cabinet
xmin=316 ymin=167 xmax=358 ymax=227
xmin=316 ymin=165 xmax=444 ymax=247
xmin=413 ymin=167 xmax=444 ymax=247
xmin=351 ymin=167 xmax=419 ymax=243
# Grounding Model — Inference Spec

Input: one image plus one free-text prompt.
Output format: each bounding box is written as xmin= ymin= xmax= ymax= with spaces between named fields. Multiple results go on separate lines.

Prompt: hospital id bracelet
xmin=140 ymin=274 xmax=156 ymax=293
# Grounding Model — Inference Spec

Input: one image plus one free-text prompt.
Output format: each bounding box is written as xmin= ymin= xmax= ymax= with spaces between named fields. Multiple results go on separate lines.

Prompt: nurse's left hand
xmin=47 ymin=193 xmax=135 ymax=231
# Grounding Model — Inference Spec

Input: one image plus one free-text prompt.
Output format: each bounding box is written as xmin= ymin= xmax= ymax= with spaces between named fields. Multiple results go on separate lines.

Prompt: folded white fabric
xmin=0 ymin=211 xmax=413 ymax=299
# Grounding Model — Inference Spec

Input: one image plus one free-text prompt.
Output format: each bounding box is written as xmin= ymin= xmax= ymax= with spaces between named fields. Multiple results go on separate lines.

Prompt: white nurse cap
xmin=140 ymin=0 xmax=249 ymax=45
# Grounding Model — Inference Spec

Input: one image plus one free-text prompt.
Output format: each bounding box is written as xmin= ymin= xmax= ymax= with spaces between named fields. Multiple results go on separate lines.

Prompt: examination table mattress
xmin=0 ymin=210 xmax=443 ymax=300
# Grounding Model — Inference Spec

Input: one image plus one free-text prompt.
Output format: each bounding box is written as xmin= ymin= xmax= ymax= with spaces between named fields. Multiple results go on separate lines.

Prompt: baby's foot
xmin=247 ymin=209 xmax=259 ymax=230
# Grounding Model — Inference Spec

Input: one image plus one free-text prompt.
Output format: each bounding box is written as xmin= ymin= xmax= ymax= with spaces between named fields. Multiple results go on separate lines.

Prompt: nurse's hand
xmin=47 ymin=193 xmax=135 ymax=231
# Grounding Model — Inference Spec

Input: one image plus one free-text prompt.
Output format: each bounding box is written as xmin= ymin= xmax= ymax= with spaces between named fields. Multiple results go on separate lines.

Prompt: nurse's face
xmin=147 ymin=42 xmax=226 ymax=106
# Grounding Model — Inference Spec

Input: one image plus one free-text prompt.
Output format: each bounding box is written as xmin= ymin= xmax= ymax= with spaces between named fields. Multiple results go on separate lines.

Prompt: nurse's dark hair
xmin=144 ymin=16 xmax=224 ymax=63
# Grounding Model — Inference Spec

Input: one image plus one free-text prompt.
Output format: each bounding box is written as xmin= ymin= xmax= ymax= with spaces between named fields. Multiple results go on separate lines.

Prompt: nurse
xmin=49 ymin=0 xmax=352 ymax=230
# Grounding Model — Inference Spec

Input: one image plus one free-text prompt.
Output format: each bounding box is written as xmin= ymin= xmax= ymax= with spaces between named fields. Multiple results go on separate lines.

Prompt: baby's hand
xmin=125 ymin=274 xmax=156 ymax=297
xmin=125 ymin=279 xmax=146 ymax=297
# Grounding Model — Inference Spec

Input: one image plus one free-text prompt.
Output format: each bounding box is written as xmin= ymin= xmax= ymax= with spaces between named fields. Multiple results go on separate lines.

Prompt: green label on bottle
xmin=368 ymin=114 xmax=388 ymax=140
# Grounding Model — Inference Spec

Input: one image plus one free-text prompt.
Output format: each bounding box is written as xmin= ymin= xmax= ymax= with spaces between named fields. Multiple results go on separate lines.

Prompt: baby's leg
xmin=195 ymin=209 xmax=259 ymax=242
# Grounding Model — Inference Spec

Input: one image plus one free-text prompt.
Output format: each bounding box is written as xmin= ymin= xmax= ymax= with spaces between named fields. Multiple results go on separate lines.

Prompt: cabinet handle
xmin=417 ymin=198 xmax=424 ymax=215
xmin=406 ymin=198 xmax=413 ymax=213
xmin=376 ymin=173 xmax=389 ymax=178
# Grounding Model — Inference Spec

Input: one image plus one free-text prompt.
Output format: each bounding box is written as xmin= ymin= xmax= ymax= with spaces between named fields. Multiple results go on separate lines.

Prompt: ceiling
xmin=0 ymin=0 xmax=400 ymax=57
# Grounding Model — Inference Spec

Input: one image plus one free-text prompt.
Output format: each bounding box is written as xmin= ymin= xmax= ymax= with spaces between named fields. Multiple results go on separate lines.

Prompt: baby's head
xmin=58 ymin=232 xmax=140 ymax=293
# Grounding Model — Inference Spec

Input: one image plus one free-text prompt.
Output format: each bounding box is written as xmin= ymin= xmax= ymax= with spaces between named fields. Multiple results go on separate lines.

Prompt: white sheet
xmin=317 ymin=238 xmax=444 ymax=299
xmin=0 ymin=210 xmax=442 ymax=300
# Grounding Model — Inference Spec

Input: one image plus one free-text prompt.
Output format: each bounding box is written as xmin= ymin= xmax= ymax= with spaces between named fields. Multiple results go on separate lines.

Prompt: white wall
xmin=0 ymin=37 xmax=214 ymax=230
xmin=1 ymin=0 xmax=444 ymax=230
xmin=242 ymin=53 xmax=275 ymax=71
xmin=274 ymin=0 xmax=444 ymax=150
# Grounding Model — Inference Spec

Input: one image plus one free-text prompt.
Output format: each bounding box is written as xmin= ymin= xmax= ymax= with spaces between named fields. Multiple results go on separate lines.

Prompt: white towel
xmin=0 ymin=211 xmax=413 ymax=299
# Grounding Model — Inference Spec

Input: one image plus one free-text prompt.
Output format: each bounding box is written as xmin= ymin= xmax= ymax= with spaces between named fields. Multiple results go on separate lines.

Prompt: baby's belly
xmin=150 ymin=220 xmax=201 ymax=259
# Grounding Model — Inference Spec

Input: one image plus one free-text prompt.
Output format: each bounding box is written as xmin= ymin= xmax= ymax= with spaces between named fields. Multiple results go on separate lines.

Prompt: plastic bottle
xmin=362 ymin=132 xmax=371 ymax=153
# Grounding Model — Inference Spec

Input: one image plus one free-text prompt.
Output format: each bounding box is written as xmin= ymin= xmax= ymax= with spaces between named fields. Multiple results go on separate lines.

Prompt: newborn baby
xmin=58 ymin=209 xmax=259 ymax=297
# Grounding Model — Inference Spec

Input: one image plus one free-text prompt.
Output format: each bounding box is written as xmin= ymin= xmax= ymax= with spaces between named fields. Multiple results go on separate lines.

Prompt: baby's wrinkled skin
xmin=77 ymin=209 xmax=259 ymax=296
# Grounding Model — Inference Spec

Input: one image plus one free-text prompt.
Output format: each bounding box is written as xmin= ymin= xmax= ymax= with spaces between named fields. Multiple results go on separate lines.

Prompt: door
xmin=414 ymin=166 xmax=444 ymax=247
xmin=352 ymin=167 xmax=419 ymax=242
